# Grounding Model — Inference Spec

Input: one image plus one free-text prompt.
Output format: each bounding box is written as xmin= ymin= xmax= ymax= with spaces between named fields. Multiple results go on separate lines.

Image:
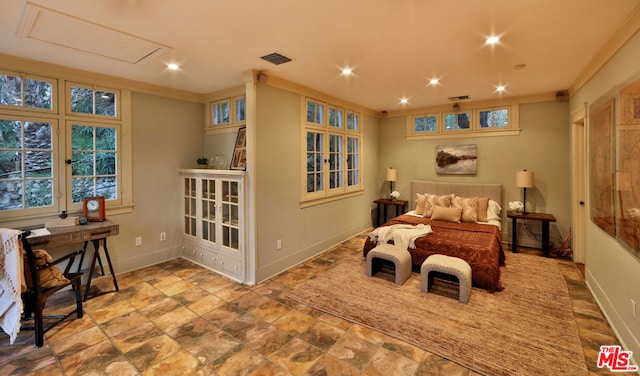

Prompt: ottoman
xmin=366 ymin=244 xmax=412 ymax=285
xmin=420 ymin=254 xmax=472 ymax=303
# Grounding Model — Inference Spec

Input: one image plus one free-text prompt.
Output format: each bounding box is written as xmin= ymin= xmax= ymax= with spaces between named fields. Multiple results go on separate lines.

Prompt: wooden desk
xmin=373 ymin=199 xmax=408 ymax=227
xmin=28 ymin=221 xmax=119 ymax=301
xmin=507 ymin=211 xmax=556 ymax=257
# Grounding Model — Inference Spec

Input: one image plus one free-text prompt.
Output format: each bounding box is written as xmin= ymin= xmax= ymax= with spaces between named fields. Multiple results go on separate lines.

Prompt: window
xmin=306 ymin=98 xmax=325 ymax=126
xmin=413 ymin=115 xmax=438 ymax=134
xmin=0 ymin=68 xmax=131 ymax=221
xmin=406 ymin=104 xmax=519 ymax=139
xmin=68 ymin=83 xmax=118 ymax=117
xmin=479 ymin=108 xmax=508 ymax=128
xmin=302 ymin=97 xmax=362 ymax=204
xmin=0 ymin=118 xmax=55 ymax=212
xmin=0 ymin=71 xmax=55 ymax=111
xmin=207 ymin=95 xmax=246 ymax=131
xmin=445 ymin=112 xmax=471 ymax=130
xmin=234 ymin=96 xmax=245 ymax=122
xmin=211 ymin=99 xmax=230 ymax=126
xmin=70 ymin=123 xmax=118 ymax=203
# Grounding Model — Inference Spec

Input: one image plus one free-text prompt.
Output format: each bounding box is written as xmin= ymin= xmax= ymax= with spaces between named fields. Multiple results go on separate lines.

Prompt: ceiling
xmin=1 ymin=0 xmax=639 ymax=111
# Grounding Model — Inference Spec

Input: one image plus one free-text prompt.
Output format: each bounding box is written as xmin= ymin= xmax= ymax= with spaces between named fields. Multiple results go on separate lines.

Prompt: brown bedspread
xmin=363 ymin=214 xmax=506 ymax=292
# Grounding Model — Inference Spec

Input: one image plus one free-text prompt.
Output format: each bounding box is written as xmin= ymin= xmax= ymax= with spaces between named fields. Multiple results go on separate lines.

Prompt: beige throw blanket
xmin=0 ymin=228 xmax=24 ymax=344
xmin=368 ymin=223 xmax=433 ymax=250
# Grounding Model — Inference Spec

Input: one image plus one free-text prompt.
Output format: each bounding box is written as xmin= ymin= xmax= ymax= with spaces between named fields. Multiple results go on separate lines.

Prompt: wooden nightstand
xmin=507 ymin=211 xmax=557 ymax=257
xmin=373 ymin=199 xmax=408 ymax=227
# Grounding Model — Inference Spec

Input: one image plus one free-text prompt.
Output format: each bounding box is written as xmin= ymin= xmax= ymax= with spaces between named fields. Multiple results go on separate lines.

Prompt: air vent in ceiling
xmin=448 ymin=95 xmax=470 ymax=101
xmin=260 ymin=52 xmax=292 ymax=65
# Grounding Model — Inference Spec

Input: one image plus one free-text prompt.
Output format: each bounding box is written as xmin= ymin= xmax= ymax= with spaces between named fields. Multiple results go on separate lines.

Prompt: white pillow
xmin=486 ymin=200 xmax=502 ymax=221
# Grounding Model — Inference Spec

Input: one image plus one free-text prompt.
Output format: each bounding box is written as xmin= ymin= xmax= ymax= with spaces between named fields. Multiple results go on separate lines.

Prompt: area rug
xmin=287 ymin=252 xmax=588 ymax=376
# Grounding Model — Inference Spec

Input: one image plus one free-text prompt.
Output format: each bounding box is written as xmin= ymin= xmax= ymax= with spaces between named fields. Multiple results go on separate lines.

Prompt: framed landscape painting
xmin=435 ymin=144 xmax=477 ymax=175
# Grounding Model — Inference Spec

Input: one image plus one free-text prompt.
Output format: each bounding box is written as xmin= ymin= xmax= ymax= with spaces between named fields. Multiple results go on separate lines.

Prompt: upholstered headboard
xmin=410 ymin=180 xmax=502 ymax=210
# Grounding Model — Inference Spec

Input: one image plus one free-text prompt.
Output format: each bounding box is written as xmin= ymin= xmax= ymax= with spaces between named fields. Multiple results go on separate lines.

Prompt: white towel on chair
xmin=369 ymin=224 xmax=433 ymax=250
xmin=0 ymin=228 xmax=24 ymax=344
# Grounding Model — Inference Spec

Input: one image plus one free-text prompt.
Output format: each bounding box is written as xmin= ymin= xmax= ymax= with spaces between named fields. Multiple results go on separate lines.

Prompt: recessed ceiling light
xmin=341 ymin=67 xmax=353 ymax=75
xmin=429 ymin=78 xmax=439 ymax=85
xmin=496 ymin=85 xmax=506 ymax=92
xmin=486 ymin=36 xmax=500 ymax=45
xmin=167 ymin=63 xmax=180 ymax=70
xmin=400 ymin=98 xmax=409 ymax=104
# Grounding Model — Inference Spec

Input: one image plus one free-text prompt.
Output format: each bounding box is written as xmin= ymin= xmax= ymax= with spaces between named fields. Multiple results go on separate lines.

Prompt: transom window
xmin=0 ymin=71 xmax=54 ymax=111
xmin=406 ymin=104 xmax=519 ymax=139
xmin=479 ymin=108 xmax=508 ymax=128
xmin=445 ymin=112 xmax=471 ymax=130
xmin=303 ymin=97 xmax=362 ymax=204
xmin=68 ymin=83 xmax=118 ymax=117
xmin=207 ymin=95 xmax=246 ymax=130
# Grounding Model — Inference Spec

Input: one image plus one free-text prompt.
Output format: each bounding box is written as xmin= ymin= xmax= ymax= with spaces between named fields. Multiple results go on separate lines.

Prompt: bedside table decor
xmin=515 ymin=170 xmax=534 ymax=214
xmin=385 ymin=167 xmax=397 ymax=200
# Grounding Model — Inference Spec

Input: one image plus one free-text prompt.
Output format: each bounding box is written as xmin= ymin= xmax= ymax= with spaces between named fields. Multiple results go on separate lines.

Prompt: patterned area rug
xmin=287 ymin=252 xmax=588 ymax=376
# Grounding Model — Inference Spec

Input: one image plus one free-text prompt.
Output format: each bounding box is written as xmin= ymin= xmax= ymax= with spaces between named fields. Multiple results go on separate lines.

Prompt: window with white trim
xmin=407 ymin=104 xmax=519 ymax=139
xmin=208 ymin=95 xmax=246 ymax=129
xmin=303 ymin=97 xmax=362 ymax=203
xmin=0 ymin=69 xmax=130 ymax=221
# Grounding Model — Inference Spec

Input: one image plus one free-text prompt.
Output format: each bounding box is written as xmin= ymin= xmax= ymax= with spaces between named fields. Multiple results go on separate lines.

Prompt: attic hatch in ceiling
xmin=260 ymin=52 xmax=292 ymax=65
xmin=15 ymin=3 xmax=171 ymax=64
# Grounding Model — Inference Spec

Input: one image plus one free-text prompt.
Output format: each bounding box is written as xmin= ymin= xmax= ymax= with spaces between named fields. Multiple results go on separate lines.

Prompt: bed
xmin=363 ymin=180 xmax=506 ymax=292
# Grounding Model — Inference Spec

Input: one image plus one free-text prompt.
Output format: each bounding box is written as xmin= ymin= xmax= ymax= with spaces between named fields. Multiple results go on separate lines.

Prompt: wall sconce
xmin=516 ymin=170 xmax=534 ymax=214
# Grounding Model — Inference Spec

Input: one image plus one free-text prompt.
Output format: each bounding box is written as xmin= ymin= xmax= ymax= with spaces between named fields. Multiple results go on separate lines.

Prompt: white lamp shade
xmin=516 ymin=170 xmax=534 ymax=188
xmin=386 ymin=168 xmax=397 ymax=182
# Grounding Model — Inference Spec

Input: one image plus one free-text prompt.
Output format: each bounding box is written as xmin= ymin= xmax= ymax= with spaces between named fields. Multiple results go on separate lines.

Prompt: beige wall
xmin=570 ymin=30 xmax=640 ymax=364
xmin=253 ymin=84 xmax=379 ymax=282
xmin=378 ymin=101 xmax=571 ymax=246
xmin=105 ymin=92 xmax=204 ymax=272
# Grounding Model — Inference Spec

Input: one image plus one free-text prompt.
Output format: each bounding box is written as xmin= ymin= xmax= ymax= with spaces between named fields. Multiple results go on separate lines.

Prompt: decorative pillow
xmin=452 ymin=196 xmax=479 ymax=223
xmin=23 ymin=249 xmax=70 ymax=290
xmin=486 ymin=200 xmax=502 ymax=221
xmin=423 ymin=194 xmax=453 ymax=217
xmin=415 ymin=193 xmax=426 ymax=215
xmin=476 ymin=197 xmax=490 ymax=222
xmin=431 ymin=206 xmax=462 ymax=222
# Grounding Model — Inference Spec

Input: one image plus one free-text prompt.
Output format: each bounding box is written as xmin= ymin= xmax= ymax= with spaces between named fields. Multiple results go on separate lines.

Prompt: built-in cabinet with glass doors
xmin=180 ymin=169 xmax=245 ymax=282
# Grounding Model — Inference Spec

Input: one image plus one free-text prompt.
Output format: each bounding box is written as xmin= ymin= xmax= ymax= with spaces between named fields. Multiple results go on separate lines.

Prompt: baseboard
xmin=114 ymin=244 xmax=182 ymax=275
xmin=585 ymin=269 xmax=640 ymax=372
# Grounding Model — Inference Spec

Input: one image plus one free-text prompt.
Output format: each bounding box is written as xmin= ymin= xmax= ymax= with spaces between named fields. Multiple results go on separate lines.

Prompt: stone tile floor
xmin=0 ymin=234 xmax=627 ymax=375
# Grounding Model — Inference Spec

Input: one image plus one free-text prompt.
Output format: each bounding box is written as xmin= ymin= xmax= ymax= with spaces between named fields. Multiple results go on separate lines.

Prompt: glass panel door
xmin=201 ymin=178 xmax=216 ymax=243
xmin=221 ymin=180 xmax=239 ymax=251
xmin=183 ymin=177 xmax=197 ymax=236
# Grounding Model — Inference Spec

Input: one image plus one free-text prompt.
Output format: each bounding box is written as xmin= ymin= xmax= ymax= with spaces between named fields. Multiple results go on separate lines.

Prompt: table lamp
xmin=516 ymin=170 xmax=534 ymax=214
xmin=386 ymin=167 xmax=397 ymax=200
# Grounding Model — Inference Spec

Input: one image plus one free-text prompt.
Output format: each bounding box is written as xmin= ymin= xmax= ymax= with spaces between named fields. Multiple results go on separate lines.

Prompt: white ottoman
xmin=420 ymin=254 xmax=472 ymax=304
xmin=366 ymin=244 xmax=412 ymax=285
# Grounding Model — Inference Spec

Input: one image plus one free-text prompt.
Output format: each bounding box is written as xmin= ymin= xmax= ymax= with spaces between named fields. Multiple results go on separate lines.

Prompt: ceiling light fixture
xmin=429 ymin=78 xmax=439 ymax=85
xmin=400 ymin=98 xmax=409 ymax=104
xmin=341 ymin=67 xmax=353 ymax=75
xmin=167 ymin=63 xmax=180 ymax=70
xmin=496 ymin=85 xmax=506 ymax=92
xmin=485 ymin=36 xmax=500 ymax=45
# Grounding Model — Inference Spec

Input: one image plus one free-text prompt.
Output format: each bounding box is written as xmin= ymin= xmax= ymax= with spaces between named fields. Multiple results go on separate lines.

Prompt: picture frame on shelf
xmin=230 ymin=126 xmax=247 ymax=170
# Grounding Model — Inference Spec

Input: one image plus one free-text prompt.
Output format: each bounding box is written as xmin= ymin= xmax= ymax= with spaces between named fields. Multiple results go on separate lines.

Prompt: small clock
xmin=82 ymin=196 xmax=106 ymax=222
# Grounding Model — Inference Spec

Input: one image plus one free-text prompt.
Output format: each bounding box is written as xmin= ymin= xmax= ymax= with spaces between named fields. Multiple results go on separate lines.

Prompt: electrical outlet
xmin=632 ymin=299 xmax=637 ymax=320
xmin=135 ymin=236 xmax=142 ymax=246
xmin=276 ymin=239 xmax=282 ymax=250
xmin=160 ymin=232 xmax=166 ymax=241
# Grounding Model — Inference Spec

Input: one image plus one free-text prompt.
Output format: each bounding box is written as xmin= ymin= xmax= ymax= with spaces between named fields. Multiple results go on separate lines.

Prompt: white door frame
xmin=571 ymin=104 xmax=587 ymax=263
